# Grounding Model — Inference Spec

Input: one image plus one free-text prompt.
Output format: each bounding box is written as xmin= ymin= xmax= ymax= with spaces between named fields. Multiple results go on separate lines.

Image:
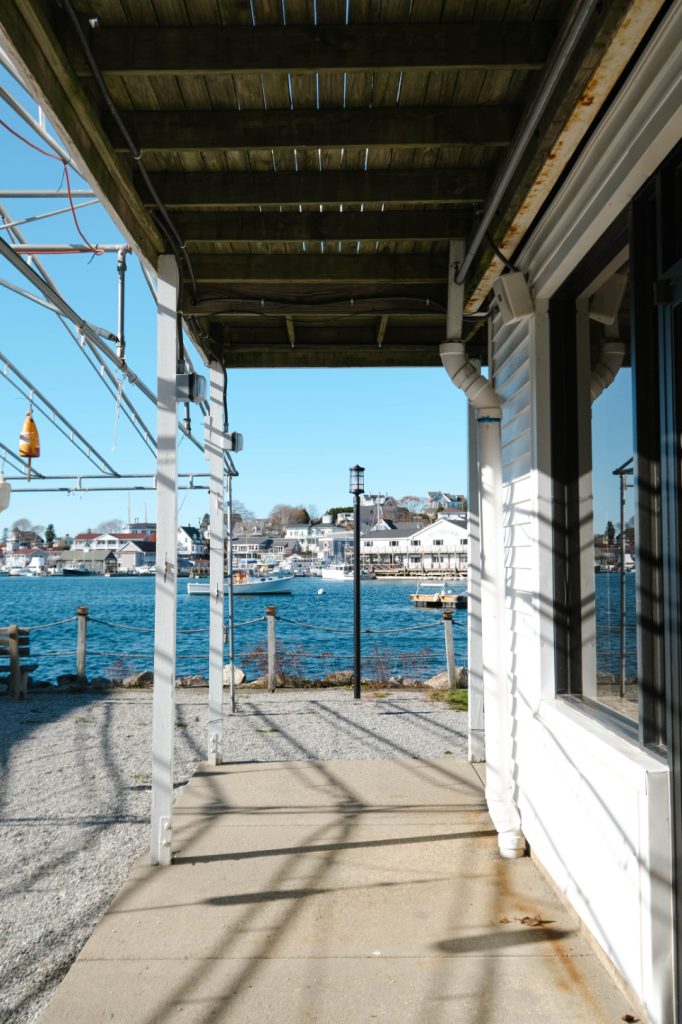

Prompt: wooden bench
xmin=0 ymin=626 xmax=37 ymax=699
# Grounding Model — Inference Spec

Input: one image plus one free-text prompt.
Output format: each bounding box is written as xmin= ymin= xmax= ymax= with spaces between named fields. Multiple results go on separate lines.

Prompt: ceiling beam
xmin=190 ymin=254 xmax=447 ymax=284
xmin=143 ymin=170 xmax=489 ymax=208
xmin=174 ymin=210 xmax=472 ymax=243
xmin=70 ymin=22 xmax=554 ymax=75
xmin=112 ymin=106 xmax=517 ymax=152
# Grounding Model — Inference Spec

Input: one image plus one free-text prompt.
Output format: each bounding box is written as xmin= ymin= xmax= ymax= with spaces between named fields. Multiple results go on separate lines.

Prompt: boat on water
xmin=319 ymin=564 xmax=375 ymax=581
xmin=187 ymin=570 xmax=294 ymax=596
xmin=62 ymin=563 xmax=94 ymax=577
xmin=409 ymin=579 xmax=467 ymax=609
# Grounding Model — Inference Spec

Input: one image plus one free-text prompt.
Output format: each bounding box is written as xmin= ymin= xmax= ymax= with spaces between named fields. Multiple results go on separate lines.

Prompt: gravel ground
xmin=0 ymin=687 xmax=467 ymax=1024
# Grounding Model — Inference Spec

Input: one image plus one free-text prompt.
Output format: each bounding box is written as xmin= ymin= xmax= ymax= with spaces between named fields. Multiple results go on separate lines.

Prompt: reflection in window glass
xmin=592 ymin=366 xmax=638 ymax=722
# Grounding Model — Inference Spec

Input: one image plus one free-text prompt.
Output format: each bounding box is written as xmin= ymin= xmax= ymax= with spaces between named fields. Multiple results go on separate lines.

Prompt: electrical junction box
xmin=176 ymin=372 xmax=207 ymax=404
xmin=491 ymin=272 xmax=534 ymax=324
xmin=204 ymin=422 xmax=244 ymax=457
xmin=225 ymin=432 xmax=243 ymax=452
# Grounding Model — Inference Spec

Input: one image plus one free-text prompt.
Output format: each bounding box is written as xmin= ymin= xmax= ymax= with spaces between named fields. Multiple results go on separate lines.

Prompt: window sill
xmin=536 ymin=697 xmax=667 ymax=788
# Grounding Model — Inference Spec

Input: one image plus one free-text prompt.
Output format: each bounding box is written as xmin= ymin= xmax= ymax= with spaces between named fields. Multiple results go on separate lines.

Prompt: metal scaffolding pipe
xmin=0 ymin=190 xmax=96 ymax=198
xmin=0 ymin=199 xmax=98 ymax=231
xmin=0 ymin=79 xmax=81 ymax=171
xmin=8 ymin=243 xmax=126 ymax=253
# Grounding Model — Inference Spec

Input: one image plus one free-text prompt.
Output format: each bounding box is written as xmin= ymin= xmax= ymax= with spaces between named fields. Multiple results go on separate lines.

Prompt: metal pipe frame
xmin=0 ymin=199 xmax=99 ymax=231
xmin=8 ymin=242 xmax=127 ymax=252
xmin=0 ymin=190 xmax=95 ymax=198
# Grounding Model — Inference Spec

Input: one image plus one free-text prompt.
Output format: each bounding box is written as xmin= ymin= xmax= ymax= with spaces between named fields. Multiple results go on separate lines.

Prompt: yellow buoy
xmin=19 ymin=409 xmax=40 ymax=480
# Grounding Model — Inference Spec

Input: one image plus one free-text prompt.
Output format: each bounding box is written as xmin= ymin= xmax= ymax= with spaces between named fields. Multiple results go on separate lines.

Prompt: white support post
xmin=207 ymin=363 xmax=225 ymax=764
xmin=150 ymin=255 xmax=179 ymax=867
xmin=467 ymin=390 xmax=485 ymax=761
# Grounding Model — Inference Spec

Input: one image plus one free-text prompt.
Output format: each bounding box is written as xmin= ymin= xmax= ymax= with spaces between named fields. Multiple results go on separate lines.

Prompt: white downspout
xmin=439 ymin=241 xmax=525 ymax=859
xmin=590 ymin=339 xmax=625 ymax=402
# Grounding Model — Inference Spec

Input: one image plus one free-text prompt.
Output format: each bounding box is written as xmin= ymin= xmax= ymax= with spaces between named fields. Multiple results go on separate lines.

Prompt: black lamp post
xmin=349 ymin=464 xmax=365 ymax=700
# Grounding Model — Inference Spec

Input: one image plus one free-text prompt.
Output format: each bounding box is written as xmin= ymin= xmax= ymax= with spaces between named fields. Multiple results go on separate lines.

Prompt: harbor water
xmin=0 ymin=571 xmax=636 ymax=685
xmin=0 ymin=575 xmax=466 ymax=684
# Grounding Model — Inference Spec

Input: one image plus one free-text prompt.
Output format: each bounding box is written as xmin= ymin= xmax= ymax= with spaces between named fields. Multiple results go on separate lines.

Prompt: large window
xmin=550 ymin=195 xmax=668 ymax=749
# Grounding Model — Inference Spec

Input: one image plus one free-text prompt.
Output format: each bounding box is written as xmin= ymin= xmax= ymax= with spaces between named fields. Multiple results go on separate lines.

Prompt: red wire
xmin=0 ymin=116 xmax=103 ymax=255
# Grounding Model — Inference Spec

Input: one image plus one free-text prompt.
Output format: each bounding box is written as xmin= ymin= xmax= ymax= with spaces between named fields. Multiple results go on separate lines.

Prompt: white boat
xmin=320 ymin=564 xmax=375 ymax=581
xmin=187 ymin=571 xmax=294 ymax=596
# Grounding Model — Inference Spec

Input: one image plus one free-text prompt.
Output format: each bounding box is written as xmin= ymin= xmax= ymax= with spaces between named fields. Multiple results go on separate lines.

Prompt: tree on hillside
xmin=98 ymin=518 xmax=124 ymax=534
xmin=45 ymin=523 xmax=56 ymax=545
xmin=326 ymin=505 xmax=352 ymax=520
xmin=268 ymin=504 xmax=310 ymax=533
xmin=399 ymin=495 xmax=426 ymax=514
xmin=11 ymin=518 xmax=31 ymax=533
xmin=606 ymin=520 xmax=616 ymax=546
xmin=232 ymin=500 xmax=254 ymax=523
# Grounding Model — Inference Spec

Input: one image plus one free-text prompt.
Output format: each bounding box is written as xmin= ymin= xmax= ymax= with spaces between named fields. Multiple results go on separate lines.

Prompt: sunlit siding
xmin=491 ymin=315 xmax=535 ymax=602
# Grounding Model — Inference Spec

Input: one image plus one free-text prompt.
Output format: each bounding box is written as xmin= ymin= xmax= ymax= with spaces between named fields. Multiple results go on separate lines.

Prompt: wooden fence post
xmin=76 ymin=605 xmax=89 ymax=684
xmin=443 ymin=610 xmax=456 ymax=690
xmin=266 ymin=606 xmax=277 ymax=692
xmin=8 ymin=624 xmax=21 ymax=699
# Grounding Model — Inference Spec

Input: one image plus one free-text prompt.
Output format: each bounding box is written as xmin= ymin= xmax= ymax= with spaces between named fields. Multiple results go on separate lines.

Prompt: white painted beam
xmin=207 ymin=363 xmax=225 ymax=764
xmin=150 ymin=254 xmax=179 ymax=867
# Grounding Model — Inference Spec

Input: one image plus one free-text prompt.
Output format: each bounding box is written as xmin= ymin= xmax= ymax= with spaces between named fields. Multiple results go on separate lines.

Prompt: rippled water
xmin=2 ymin=571 xmax=635 ymax=685
xmin=0 ymin=575 xmax=467 ymax=683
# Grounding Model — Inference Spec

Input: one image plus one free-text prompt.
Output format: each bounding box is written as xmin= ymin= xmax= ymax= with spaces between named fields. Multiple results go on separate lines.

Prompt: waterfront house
xmin=116 ymin=540 xmax=156 ymax=573
xmin=5 ymin=5 xmax=680 ymax=1019
xmin=177 ymin=525 xmax=204 ymax=558
xmin=424 ymin=491 xmax=467 ymax=515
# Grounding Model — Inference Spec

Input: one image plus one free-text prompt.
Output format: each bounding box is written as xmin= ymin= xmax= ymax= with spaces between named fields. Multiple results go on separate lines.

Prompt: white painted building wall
xmin=487 ymin=11 xmax=681 ymax=1020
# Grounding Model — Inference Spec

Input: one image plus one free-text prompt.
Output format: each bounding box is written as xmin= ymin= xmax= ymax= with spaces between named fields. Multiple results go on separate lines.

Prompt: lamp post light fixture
xmin=349 ymin=465 xmax=365 ymax=700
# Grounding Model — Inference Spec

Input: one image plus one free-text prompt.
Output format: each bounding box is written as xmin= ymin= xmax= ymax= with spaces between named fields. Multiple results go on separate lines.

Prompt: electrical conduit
xmin=440 ymin=337 xmax=525 ymax=859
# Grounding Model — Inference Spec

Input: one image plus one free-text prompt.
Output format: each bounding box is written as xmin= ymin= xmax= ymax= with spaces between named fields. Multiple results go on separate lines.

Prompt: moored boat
xmin=187 ymin=571 xmax=294 ymax=596
xmin=320 ymin=564 xmax=375 ymax=581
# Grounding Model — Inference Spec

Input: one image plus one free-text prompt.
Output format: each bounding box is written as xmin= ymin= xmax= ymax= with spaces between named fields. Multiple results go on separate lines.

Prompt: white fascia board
xmin=523 ymin=2 xmax=682 ymax=299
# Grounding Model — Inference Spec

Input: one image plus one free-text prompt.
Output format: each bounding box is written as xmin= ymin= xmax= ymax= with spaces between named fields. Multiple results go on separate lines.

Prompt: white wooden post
xmin=206 ymin=363 xmax=225 ymax=764
xmin=226 ymin=473 xmax=237 ymax=714
xmin=468 ymin=392 xmax=485 ymax=761
xmin=150 ymin=255 xmax=179 ymax=867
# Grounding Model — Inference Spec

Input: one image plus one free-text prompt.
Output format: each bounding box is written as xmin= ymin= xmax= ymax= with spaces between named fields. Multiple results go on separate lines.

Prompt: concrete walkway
xmin=38 ymin=758 xmax=639 ymax=1024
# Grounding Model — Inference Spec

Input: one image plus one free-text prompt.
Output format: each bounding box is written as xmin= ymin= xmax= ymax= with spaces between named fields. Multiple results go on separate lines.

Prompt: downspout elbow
xmin=590 ymin=340 xmax=625 ymax=403
xmin=440 ymin=341 xmax=501 ymax=414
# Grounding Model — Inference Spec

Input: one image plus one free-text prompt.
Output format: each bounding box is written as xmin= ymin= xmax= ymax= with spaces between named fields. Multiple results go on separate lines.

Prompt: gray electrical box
xmin=176 ymin=372 xmax=208 ymax=404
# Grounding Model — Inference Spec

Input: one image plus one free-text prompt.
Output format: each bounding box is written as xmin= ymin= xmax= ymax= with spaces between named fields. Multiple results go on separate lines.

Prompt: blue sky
xmin=0 ymin=66 xmax=630 ymax=540
xmin=0 ymin=68 xmax=470 ymax=537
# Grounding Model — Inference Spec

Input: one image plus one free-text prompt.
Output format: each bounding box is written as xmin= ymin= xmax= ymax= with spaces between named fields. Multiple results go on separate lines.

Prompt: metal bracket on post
xmin=446 ymin=239 xmax=466 ymax=342
xmin=155 ymin=816 xmax=172 ymax=864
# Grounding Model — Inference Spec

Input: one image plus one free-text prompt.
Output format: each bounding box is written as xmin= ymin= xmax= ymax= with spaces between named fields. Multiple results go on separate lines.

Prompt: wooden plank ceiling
xmin=0 ymin=0 xmax=643 ymax=368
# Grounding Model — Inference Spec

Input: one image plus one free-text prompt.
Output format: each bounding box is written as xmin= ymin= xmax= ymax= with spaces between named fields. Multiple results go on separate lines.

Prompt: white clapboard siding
xmin=491 ymin=313 xmax=535 ymax=625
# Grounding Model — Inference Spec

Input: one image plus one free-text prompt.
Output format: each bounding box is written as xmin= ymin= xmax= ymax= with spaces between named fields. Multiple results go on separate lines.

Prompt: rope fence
xmin=3 ymin=600 xmax=467 ymax=693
